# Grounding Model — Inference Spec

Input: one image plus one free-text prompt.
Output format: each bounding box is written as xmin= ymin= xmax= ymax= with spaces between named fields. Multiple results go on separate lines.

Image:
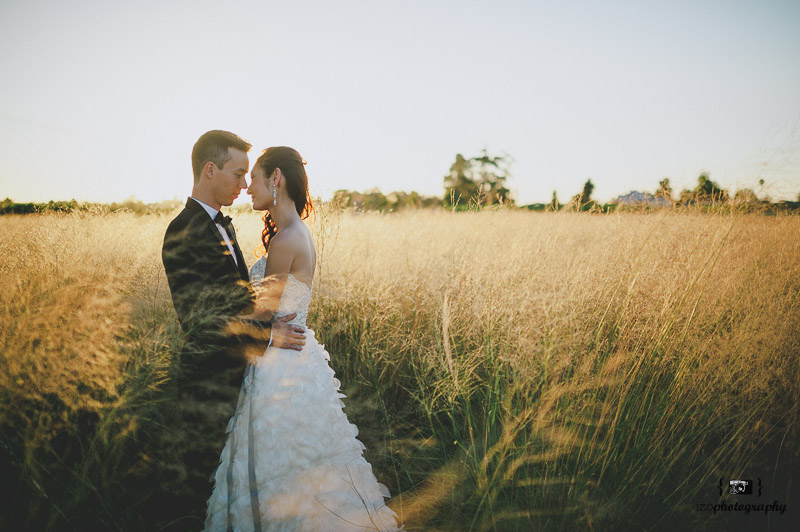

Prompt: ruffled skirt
xmin=204 ymin=329 xmax=401 ymax=532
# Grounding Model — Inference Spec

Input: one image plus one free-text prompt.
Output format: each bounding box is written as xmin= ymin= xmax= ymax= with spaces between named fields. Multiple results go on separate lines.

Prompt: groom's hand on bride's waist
xmin=224 ymin=314 xmax=305 ymax=351
xmin=269 ymin=314 xmax=306 ymax=351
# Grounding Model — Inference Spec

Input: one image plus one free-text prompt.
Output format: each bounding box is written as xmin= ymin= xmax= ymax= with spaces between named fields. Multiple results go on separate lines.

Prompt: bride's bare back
xmin=263 ymin=220 xmax=316 ymax=288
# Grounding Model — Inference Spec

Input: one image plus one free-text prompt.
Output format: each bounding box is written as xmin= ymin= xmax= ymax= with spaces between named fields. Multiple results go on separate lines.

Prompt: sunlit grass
xmin=1 ymin=208 xmax=798 ymax=531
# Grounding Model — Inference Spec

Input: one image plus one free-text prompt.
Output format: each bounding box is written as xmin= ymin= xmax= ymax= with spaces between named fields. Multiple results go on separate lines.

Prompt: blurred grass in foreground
xmin=1 ymin=208 xmax=798 ymax=531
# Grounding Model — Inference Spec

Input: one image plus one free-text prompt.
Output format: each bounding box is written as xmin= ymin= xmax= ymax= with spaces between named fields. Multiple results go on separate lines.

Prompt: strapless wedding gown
xmin=203 ymin=258 xmax=401 ymax=532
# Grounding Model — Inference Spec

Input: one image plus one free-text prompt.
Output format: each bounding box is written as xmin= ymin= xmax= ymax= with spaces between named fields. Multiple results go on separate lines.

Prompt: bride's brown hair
xmin=255 ymin=146 xmax=314 ymax=255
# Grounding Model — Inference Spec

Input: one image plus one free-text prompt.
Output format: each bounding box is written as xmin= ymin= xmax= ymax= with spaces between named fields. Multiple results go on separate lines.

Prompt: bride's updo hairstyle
xmin=255 ymin=146 xmax=314 ymax=255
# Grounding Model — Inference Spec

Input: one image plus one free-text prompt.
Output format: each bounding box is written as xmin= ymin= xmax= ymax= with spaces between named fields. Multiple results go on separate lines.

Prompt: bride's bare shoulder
xmin=277 ymin=222 xmax=315 ymax=250
xmin=271 ymin=224 xmax=308 ymax=250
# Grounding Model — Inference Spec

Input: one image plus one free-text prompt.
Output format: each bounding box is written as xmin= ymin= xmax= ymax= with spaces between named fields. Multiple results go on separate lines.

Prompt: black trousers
xmin=163 ymin=336 xmax=269 ymax=530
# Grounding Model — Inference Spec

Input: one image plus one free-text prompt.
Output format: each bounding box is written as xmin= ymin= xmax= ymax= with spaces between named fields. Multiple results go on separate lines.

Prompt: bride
xmin=203 ymin=146 xmax=402 ymax=531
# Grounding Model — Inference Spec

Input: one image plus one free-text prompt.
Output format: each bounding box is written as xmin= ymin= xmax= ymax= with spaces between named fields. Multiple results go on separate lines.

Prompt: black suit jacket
xmin=162 ymin=198 xmax=258 ymax=379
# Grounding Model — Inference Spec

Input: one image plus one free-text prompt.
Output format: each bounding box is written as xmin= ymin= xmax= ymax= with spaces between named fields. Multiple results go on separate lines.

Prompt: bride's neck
xmin=269 ymin=203 xmax=300 ymax=230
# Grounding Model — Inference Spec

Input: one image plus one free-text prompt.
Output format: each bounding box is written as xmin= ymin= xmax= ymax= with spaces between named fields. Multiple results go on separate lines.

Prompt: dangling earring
xmin=272 ymin=183 xmax=277 ymax=206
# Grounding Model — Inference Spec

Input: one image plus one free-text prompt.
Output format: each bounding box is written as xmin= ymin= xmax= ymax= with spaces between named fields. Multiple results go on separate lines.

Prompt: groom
xmin=161 ymin=130 xmax=305 ymax=523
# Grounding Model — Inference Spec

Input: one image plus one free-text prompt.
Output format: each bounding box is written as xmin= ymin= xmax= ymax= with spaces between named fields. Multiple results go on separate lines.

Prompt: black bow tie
xmin=214 ymin=212 xmax=232 ymax=228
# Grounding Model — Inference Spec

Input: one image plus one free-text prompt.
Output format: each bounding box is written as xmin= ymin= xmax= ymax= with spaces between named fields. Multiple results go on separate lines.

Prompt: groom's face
xmin=213 ymin=148 xmax=250 ymax=206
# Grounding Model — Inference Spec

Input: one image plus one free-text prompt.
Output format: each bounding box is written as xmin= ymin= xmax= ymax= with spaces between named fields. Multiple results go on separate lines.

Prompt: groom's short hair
xmin=192 ymin=130 xmax=252 ymax=182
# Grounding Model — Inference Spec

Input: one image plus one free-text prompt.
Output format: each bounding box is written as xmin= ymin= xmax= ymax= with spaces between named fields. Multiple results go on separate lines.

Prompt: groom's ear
xmin=203 ymin=161 xmax=216 ymax=179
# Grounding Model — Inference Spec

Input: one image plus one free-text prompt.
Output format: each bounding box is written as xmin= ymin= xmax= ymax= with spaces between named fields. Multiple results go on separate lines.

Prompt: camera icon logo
xmin=729 ymin=479 xmax=753 ymax=495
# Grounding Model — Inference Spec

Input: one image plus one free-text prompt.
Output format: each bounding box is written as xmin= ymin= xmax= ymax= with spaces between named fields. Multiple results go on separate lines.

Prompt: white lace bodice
xmin=249 ymin=256 xmax=312 ymax=327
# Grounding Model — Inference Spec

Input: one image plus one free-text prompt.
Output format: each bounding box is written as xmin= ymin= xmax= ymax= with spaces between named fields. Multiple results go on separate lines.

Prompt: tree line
xmin=4 ymin=150 xmax=799 ymax=215
xmin=439 ymin=150 xmax=799 ymax=213
xmin=0 ymin=197 xmax=183 ymax=215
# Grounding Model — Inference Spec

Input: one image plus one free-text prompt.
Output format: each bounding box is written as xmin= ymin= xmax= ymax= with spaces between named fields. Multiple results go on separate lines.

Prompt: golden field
xmin=1 ymin=208 xmax=799 ymax=531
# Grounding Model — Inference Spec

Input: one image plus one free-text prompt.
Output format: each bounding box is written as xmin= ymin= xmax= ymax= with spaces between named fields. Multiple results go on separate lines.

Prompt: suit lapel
xmin=226 ymin=224 xmax=250 ymax=281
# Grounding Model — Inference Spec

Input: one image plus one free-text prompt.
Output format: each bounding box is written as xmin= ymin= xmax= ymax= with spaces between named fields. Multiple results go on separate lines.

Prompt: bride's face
xmin=248 ymin=165 xmax=272 ymax=211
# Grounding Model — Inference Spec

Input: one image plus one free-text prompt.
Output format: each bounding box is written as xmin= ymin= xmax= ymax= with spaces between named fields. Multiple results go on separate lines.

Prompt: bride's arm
xmin=236 ymin=233 xmax=305 ymax=350
xmin=241 ymin=232 xmax=295 ymax=320
xmin=238 ymin=275 xmax=286 ymax=322
xmin=261 ymin=231 xmax=297 ymax=282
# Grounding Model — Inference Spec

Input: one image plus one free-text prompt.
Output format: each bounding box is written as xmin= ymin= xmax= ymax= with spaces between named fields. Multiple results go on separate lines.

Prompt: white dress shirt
xmin=190 ymin=197 xmax=238 ymax=267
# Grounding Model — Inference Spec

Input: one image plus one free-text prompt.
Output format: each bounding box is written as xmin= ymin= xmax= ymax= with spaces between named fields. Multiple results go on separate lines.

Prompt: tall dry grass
xmin=1 ymin=208 xmax=798 ymax=531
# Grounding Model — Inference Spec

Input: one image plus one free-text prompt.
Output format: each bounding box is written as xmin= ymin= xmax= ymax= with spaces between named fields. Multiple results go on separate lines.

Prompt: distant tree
xmin=471 ymin=149 xmax=513 ymax=205
xmin=580 ymin=179 xmax=594 ymax=206
xmin=0 ymin=198 xmax=81 ymax=214
xmin=733 ymin=188 xmax=759 ymax=204
xmin=332 ymin=188 xmax=440 ymax=211
xmin=331 ymin=189 xmax=354 ymax=208
xmin=334 ymin=188 xmax=389 ymax=211
xmin=694 ymin=173 xmax=728 ymax=203
xmin=567 ymin=179 xmax=596 ymax=211
xmin=443 ymin=149 xmax=514 ymax=207
xmin=656 ymin=178 xmax=673 ymax=202
xmin=678 ymin=173 xmax=729 ymax=205
xmin=109 ymin=195 xmax=147 ymax=213
xmin=551 ymin=190 xmax=559 ymax=210
xmin=443 ymin=154 xmax=478 ymax=207
xmin=384 ymin=190 xmax=441 ymax=210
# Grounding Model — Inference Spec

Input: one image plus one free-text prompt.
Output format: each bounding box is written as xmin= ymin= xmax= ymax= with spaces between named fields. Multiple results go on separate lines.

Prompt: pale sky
xmin=1 ymin=0 xmax=799 ymax=205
